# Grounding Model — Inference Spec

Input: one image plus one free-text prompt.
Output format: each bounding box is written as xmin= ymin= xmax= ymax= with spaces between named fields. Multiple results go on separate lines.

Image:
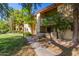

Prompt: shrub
xmin=0 ymin=20 xmax=9 ymax=34
xmin=24 ymin=32 xmax=32 ymax=36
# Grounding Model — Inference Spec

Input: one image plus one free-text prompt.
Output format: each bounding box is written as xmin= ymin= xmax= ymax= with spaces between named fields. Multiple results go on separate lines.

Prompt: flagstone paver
xmin=34 ymin=47 xmax=54 ymax=56
xmin=27 ymin=37 xmax=54 ymax=56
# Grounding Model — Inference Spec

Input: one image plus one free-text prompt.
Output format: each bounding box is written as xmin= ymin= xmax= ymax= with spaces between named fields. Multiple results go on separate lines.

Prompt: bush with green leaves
xmin=24 ymin=32 xmax=32 ymax=36
xmin=0 ymin=20 xmax=9 ymax=34
xmin=43 ymin=12 xmax=72 ymax=39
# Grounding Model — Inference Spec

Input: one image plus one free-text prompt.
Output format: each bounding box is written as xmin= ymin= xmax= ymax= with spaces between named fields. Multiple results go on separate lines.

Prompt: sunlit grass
xmin=0 ymin=33 xmax=23 ymax=38
xmin=0 ymin=33 xmax=25 ymax=56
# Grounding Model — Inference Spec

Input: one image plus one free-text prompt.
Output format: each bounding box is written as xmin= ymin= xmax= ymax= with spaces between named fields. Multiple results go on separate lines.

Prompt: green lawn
xmin=0 ymin=33 xmax=25 ymax=56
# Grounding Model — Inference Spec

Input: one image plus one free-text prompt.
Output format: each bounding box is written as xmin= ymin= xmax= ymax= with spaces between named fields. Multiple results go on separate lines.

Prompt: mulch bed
xmin=15 ymin=45 xmax=36 ymax=56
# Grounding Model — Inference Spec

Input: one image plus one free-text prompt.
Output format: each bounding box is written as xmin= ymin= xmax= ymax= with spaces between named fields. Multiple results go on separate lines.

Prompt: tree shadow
xmin=50 ymin=39 xmax=74 ymax=56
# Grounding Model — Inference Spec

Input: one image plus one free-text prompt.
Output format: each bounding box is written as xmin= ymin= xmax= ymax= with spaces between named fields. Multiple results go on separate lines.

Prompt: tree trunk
xmin=55 ymin=28 xmax=59 ymax=39
xmin=23 ymin=24 xmax=25 ymax=39
xmin=12 ymin=20 xmax=16 ymax=32
xmin=30 ymin=23 xmax=35 ymax=35
xmin=61 ymin=31 xmax=65 ymax=40
xmin=72 ymin=4 xmax=79 ymax=46
xmin=9 ymin=18 xmax=13 ymax=32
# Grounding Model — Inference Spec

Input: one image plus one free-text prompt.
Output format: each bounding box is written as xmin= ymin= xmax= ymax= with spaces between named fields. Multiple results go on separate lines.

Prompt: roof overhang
xmin=35 ymin=3 xmax=64 ymax=15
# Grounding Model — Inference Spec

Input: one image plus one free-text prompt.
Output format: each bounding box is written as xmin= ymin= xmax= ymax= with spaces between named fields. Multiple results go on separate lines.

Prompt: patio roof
xmin=35 ymin=3 xmax=63 ymax=15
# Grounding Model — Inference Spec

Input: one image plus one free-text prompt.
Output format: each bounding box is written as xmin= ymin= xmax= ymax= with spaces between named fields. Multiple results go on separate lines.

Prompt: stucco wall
xmin=24 ymin=24 xmax=31 ymax=33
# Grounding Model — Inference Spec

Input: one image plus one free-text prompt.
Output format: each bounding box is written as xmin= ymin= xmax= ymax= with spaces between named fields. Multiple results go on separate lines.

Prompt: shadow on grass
xmin=0 ymin=36 xmax=27 ymax=56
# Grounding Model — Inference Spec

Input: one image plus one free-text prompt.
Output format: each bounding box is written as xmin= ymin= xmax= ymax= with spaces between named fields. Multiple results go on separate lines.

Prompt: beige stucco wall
xmin=64 ymin=30 xmax=73 ymax=40
xmin=24 ymin=24 xmax=31 ymax=33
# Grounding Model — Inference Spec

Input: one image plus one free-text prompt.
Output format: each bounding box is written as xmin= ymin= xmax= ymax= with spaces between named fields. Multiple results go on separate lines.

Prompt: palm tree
xmin=7 ymin=8 xmax=15 ymax=32
xmin=10 ymin=10 xmax=24 ymax=32
xmin=21 ymin=3 xmax=41 ymax=35
xmin=0 ymin=3 xmax=12 ymax=33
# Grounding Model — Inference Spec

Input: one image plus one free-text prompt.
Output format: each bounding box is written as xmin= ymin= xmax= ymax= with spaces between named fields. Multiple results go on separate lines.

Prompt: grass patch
xmin=0 ymin=33 xmax=26 ymax=56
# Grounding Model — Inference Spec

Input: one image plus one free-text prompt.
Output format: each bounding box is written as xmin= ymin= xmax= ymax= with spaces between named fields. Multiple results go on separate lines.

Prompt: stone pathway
xmin=27 ymin=37 xmax=54 ymax=56
xmin=35 ymin=47 xmax=54 ymax=56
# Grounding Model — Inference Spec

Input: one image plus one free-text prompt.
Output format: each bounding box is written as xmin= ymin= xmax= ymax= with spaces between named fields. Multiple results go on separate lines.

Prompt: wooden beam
xmin=36 ymin=3 xmax=64 ymax=14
